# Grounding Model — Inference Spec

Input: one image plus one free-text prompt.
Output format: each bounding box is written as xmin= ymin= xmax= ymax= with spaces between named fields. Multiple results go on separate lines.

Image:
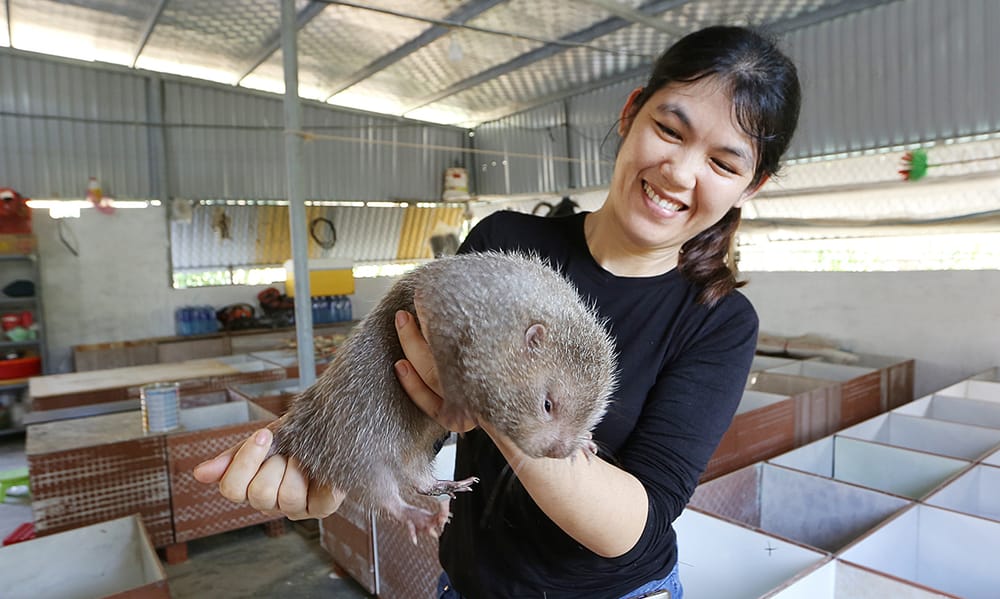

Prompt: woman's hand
xmin=393 ymin=307 xmax=477 ymax=433
xmin=192 ymin=426 xmax=345 ymax=520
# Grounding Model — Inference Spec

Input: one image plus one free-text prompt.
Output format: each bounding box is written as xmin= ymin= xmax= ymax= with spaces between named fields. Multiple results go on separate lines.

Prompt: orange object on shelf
xmin=0 ymin=356 xmax=41 ymax=380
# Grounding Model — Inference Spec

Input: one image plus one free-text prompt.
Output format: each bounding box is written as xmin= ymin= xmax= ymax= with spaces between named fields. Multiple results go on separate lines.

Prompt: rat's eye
xmin=543 ymin=398 xmax=553 ymax=414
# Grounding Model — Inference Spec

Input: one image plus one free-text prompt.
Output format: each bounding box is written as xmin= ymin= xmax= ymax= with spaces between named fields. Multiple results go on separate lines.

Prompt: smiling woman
xmin=198 ymin=25 xmax=803 ymax=599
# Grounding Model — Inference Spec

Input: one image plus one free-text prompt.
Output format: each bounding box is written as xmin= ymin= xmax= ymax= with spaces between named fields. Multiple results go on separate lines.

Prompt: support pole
xmin=281 ymin=0 xmax=316 ymax=385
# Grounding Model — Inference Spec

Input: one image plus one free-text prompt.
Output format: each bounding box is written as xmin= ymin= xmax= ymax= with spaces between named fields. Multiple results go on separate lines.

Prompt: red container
xmin=1 ymin=314 xmax=19 ymax=331
xmin=0 ymin=356 xmax=41 ymax=380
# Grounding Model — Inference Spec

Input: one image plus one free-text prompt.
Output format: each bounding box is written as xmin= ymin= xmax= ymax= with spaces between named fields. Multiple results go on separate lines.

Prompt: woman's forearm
xmin=484 ymin=424 xmax=648 ymax=558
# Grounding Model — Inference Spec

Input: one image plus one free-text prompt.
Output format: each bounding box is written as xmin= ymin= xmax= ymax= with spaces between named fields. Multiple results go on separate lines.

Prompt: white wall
xmin=28 ymin=206 xmax=999 ymax=397
xmin=31 ymin=207 xmax=393 ymax=373
xmin=742 ymin=271 xmax=1000 ymax=397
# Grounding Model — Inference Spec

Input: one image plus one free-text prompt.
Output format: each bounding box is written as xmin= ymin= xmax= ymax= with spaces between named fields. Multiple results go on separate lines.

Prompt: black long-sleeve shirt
xmin=439 ymin=210 xmax=758 ymax=598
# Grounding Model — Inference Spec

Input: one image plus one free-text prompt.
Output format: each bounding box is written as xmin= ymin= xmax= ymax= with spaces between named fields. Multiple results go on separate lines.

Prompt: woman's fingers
xmin=192 ymin=442 xmax=239 ymax=484
xmin=396 ymin=358 xmax=476 ymax=433
xmin=217 ymin=428 xmax=273 ymax=503
xmin=276 ymin=456 xmax=310 ymax=518
xmin=307 ymin=479 xmax=347 ymax=520
xmin=247 ymin=453 xmax=288 ymax=512
xmin=395 ymin=309 xmax=443 ymax=396
xmin=395 ymin=358 xmax=445 ymax=420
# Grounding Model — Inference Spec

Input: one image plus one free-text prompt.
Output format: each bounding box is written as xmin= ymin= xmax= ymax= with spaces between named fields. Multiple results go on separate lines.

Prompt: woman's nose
xmin=660 ymin=149 xmax=697 ymax=190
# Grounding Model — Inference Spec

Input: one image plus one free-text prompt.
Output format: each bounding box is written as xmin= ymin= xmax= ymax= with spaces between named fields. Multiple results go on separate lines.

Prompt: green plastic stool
xmin=0 ymin=467 xmax=29 ymax=502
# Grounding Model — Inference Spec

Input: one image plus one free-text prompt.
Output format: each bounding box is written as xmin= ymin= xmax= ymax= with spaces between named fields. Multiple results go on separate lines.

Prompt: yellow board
xmin=284 ymin=259 xmax=355 ymax=297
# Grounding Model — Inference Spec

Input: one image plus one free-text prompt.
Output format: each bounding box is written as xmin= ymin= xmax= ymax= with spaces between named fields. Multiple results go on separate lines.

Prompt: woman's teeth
xmin=643 ymin=181 xmax=686 ymax=212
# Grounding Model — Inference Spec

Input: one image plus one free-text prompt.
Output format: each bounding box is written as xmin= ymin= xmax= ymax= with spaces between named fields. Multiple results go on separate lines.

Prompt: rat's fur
xmin=271 ymin=252 xmax=618 ymax=537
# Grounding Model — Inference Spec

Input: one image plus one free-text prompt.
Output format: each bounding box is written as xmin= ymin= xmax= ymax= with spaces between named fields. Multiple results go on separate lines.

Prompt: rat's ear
xmin=524 ymin=323 xmax=546 ymax=350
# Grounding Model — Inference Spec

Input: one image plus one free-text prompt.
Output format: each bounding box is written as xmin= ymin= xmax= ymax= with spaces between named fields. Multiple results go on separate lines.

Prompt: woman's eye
xmin=656 ymin=123 xmax=680 ymax=139
xmin=712 ymin=159 xmax=738 ymax=175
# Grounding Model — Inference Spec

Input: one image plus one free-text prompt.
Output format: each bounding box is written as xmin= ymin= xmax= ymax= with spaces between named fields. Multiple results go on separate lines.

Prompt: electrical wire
xmin=310 ymin=217 xmax=337 ymax=249
xmin=57 ymin=219 xmax=79 ymax=257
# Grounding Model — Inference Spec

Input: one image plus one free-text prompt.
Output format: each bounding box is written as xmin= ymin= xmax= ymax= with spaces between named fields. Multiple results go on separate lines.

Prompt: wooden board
xmin=29 ymin=358 xmax=245 ymax=399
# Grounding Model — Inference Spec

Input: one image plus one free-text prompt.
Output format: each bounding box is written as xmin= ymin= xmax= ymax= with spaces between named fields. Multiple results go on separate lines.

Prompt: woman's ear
xmin=618 ymin=87 xmax=644 ymax=137
xmin=734 ymin=174 xmax=770 ymax=208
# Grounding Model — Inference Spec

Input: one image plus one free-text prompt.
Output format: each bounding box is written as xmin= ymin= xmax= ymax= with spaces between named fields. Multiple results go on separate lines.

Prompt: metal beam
xmin=400 ymin=0 xmax=690 ymax=115
xmin=4 ymin=0 xmax=11 ymax=47
xmin=769 ymin=0 xmax=902 ymax=33
xmin=282 ymin=0 xmax=316 ymax=385
xmin=237 ymin=0 xmax=327 ymax=84
xmin=131 ymin=0 xmax=169 ymax=68
xmin=470 ymin=63 xmax=649 ymax=126
xmin=577 ymin=0 xmax=685 ymax=36
xmin=322 ymin=0 xmax=507 ymax=101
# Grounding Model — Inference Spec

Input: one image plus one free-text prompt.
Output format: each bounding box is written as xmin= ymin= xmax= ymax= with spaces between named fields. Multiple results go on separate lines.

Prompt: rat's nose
xmin=543 ymin=439 xmax=576 ymax=459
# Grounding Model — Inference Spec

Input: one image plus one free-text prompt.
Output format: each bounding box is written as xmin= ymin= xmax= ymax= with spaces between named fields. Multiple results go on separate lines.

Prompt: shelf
xmin=0 ymin=297 xmax=37 ymax=308
xmin=0 ymin=426 xmax=26 ymax=438
xmin=0 ymin=378 xmax=29 ymax=392
xmin=0 ymin=254 xmax=35 ymax=262
xmin=0 ymin=340 xmax=39 ymax=350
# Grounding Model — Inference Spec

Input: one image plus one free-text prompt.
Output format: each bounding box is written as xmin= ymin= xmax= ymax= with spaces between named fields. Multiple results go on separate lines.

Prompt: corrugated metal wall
xmin=170 ymin=203 xmax=466 ymax=269
xmin=473 ymin=0 xmax=1000 ymax=196
xmin=0 ymin=49 xmax=468 ymax=202
xmin=473 ymin=102 xmax=569 ymax=196
xmin=566 ymin=80 xmax=636 ymax=189
xmin=0 ymin=52 xmax=154 ymax=198
xmin=784 ymin=0 xmax=1000 ymax=157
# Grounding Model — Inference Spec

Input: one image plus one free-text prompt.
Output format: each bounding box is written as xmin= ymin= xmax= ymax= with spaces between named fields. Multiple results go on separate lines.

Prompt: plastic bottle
xmin=343 ymin=296 xmax=352 ymax=322
xmin=316 ymin=296 xmax=328 ymax=324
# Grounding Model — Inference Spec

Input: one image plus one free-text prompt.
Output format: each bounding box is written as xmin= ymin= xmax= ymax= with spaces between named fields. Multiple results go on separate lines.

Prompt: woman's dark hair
xmin=627 ymin=26 xmax=801 ymax=306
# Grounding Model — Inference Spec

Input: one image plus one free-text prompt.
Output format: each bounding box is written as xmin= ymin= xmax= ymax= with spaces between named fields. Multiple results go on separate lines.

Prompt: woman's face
xmin=605 ymin=76 xmax=763 ymax=254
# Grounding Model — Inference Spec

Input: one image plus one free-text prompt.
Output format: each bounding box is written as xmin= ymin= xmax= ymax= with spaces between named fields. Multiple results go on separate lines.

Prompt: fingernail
xmin=394 ymin=360 xmax=410 ymax=377
xmin=395 ymin=310 xmax=408 ymax=328
xmin=255 ymin=429 xmax=271 ymax=446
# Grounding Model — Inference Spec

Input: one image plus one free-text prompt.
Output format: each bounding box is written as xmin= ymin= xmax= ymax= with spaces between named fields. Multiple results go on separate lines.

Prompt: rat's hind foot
xmin=420 ymin=476 xmax=479 ymax=498
xmin=395 ymin=502 xmax=448 ymax=545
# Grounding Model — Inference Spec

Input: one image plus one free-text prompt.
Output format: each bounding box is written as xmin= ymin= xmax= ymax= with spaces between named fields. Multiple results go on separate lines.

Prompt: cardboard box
xmin=228 ymin=377 xmax=306 ymax=417
xmin=166 ymin=401 xmax=282 ymax=543
xmin=248 ymin=349 xmax=330 ymax=379
xmin=673 ymin=509 xmax=827 ymax=599
xmin=0 ymin=233 xmax=36 ymax=255
xmin=810 ymin=353 xmax=915 ymax=411
xmin=0 ymin=515 xmax=169 ymax=598
xmin=704 ymin=389 xmax=796 ymax=481
xmin=923 ymin=464 xmax=1000 ymax=524
xmin=690 ymin=462 xmax=911 ymax=553
xmin=768 ymin=435 xmax=970 ymax=500
xmin=970 ymin=367 xmax=1000 ymax=383
xmin=750 ymin=355 xmax=799 ymax=373
xmin=838 ymin=413 xmax=1000 ymax=461
xmin=747 ymin=372 xmax=841 ymax=445
xmin=839 ymin=504 xmax=1000 ymax=599
xmin=320 ymin=497 xmax=377 ymax=595
xmin=935 ymin=379 xmax=1000 ymax=402
xmin=766 ymin=361 xmax=883 ymax=428
xmin=27 ymin=411 xmax=174 ymax=547
xmin=895 ymin=394 xmax=1000 ymax=429
xmin=763 ymin=560 xmax=957 ymax=598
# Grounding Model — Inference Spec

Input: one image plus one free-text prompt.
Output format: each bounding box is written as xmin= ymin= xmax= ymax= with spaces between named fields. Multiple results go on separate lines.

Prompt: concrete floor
xmin=0 ymin=434 xmax=372 ymax=599
xmin=164 ymin=523 xmax=372 ymax=599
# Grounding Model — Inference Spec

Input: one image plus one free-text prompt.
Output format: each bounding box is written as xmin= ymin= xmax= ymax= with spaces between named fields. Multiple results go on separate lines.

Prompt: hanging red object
xmin=0 ymin=188 xmax=32 ymax=234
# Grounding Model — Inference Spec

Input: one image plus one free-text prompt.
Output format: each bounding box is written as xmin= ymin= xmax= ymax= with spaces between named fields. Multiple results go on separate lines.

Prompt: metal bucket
xmin=140 ymin=382 xmax=180 ymax=433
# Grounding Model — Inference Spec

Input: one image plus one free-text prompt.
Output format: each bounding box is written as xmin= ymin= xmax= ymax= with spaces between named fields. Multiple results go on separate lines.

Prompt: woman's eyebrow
xmin=656 ymin=102 xmax=753 ymax=168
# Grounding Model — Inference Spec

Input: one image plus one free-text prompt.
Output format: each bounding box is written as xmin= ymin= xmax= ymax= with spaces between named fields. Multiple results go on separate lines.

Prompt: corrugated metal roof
xmin=1 ymin=0 xmax=898 ymax=127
